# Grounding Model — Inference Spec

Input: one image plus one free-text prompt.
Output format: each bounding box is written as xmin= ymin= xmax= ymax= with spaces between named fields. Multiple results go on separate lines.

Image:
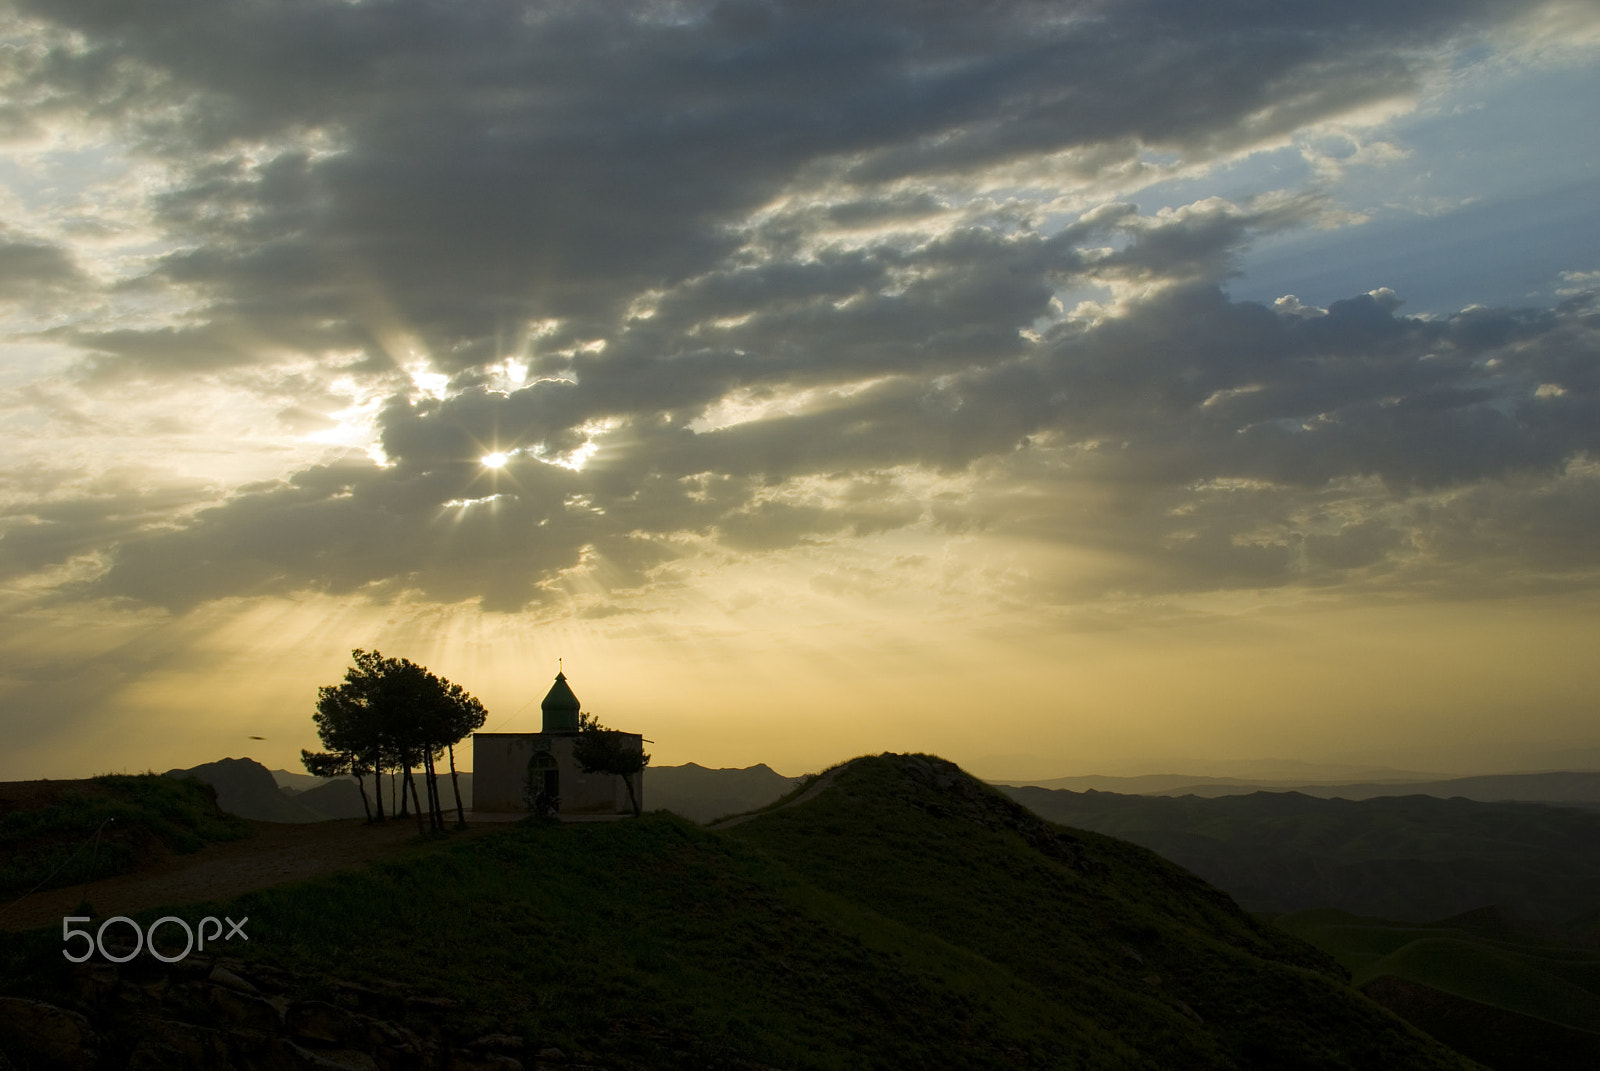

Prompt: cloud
xmin=10 ymin=0 xmax=1545 ymax=371
xmin=0 ymin=229 xmax=86 ymax=301
xmin=39 ymin=279 xmax=1594 ymax=613
xmin=0 ymin=0 xmax=1593 ymax=622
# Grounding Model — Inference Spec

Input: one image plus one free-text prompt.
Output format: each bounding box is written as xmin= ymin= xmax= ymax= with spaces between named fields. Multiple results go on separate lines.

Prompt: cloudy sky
xmin=3 ymin=0 xmax=1598 ymax=782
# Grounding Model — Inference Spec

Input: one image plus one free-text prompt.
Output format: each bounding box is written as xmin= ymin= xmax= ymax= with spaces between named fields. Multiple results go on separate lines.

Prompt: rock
xmin=280 ymin=1039 xmax=381 ymax=1070
xmin=286 ymin=999 xmax=360 ymax=1045
xmin=404 ymin=994 xmax=460 ymax=1015
xmin=364 ymin=1018 xmax=424 ymax=1060
xmin=447 ymin=1052 xmax=524 ymax=1071
xmin=208 ymin=965 xmax=260 ymax=993
xmin=71 ymin=963 xmax=120 ymax=1006
xmin=244 ymin=963 xmax=298 ymax=994
xmin=21 ymin=959 xmax=540 ymax=1071
xmin=0 ymin=998 xmax=100 ymax=1071
xmin=126 ymin=1018 xmax=231 ymax=1070
xmin=206 ymin=983 xmax=282 ymax=1034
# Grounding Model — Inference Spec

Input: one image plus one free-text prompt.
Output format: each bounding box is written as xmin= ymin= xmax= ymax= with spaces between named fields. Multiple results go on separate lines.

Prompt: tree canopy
xmin=572 ymin=713 xmax=650 ymax=816
xmin=304 ymin=649 xmax=487 ymax=829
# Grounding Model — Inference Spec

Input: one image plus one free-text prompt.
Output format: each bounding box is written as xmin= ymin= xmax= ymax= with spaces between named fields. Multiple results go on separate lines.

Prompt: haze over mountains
xmin=177 ymin=756 xmax=1600 ymax=825
xmin=174 ymin=758 xmax=804 ymax=824
xmin=1002 ymin=785 xmax=1600 ymax=923
xmin=995 ymin=771 xmax=1600 ymax=808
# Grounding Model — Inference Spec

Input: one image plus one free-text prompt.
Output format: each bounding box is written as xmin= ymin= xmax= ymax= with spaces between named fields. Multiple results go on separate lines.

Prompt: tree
xmin=571 ymin=714 xmax=649 ymax=817
xmin=307 ymin=654 xmax=392 ymax=820
xmin=306 ymin=649 xmax=488 ymax=830
xmin=300 ymin=749 xmax=373 ymax=821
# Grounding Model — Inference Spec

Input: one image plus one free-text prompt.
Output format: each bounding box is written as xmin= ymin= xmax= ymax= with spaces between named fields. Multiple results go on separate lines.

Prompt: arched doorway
xmin=528 ymin=751 xmax=559 ymax=811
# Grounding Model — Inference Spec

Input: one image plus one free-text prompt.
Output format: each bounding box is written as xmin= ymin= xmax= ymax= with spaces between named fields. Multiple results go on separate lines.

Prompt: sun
xmin=481 ymin=452 xmax=510 ymax=468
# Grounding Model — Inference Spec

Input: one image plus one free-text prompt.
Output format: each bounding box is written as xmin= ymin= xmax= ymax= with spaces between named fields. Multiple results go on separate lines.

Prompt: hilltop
xmin=1 ymin=753 xmax=1482 ymax=1070
xmin=0 ymin=774 xmax=250 ymax=904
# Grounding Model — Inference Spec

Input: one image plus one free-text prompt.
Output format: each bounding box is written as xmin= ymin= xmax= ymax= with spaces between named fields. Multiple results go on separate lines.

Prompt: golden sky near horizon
xmin=3 ymin=1 xmax=1599 ymax=782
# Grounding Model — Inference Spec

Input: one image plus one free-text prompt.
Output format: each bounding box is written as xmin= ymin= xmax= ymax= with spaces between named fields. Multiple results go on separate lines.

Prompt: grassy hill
xmin=1276 ymin=908 xmax=1600 ymax=1070
xmin=0 ymin=774 xmax=249 ymax=902
xmin=1 ymin=753 xmax=1483 ymax=1070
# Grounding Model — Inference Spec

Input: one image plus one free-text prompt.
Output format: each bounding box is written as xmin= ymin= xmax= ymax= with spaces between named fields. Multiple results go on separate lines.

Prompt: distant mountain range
xmin=173 ymin=754 xmax=1600 ymax=926
xmin=165 ymin=758 xmax=333 ymax=823
xmin=641 ymin=761 xmax=799 ymax=822
xmin=169 ymin=758 xmax=798 ymax=824
xmin=993 ymin=770 xmax=1600 ymax=806
xmin=172 ymin=755 xmax=1600 ymax=829
xmin=1001 ymin=784 xmax=1600 ymax=924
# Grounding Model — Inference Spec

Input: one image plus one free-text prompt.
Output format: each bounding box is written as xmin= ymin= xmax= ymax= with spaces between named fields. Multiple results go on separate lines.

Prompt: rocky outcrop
xmin=0 ymin=953 xmax=791 ymax=1071
xmin=0 ymin=956 xmax=597 ymax=1071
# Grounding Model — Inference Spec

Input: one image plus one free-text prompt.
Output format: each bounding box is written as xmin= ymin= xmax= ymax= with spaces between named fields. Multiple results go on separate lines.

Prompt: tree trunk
xmin=623 ymin=773 xmax=641 ymax=817
xmin=448 ymin=743 xmax=467 ymax=829
xmin=352 ymin=767 xmax=372 ymax=822
xmin=405 ymin=762 xmax=425 ymax=833
xmin=372 ymin=759 xmax=386 ymax=821
xmin=424 ymin=751 xmax=442 ymax=832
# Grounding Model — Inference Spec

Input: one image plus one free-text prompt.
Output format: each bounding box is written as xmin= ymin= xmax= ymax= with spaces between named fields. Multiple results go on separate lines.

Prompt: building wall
xmin=472 ymin=732 xmax=645 ymax=814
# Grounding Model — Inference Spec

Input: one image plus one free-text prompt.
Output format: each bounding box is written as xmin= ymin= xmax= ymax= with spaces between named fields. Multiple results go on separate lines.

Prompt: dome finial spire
xmin=541 ymin=661 xmax=581 ymax=732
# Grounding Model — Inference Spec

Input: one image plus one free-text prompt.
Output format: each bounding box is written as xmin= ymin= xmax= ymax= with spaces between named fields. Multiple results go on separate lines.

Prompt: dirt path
xmin=708 ymin=767 xmax=841 ymax=829
xmin=0 ymin=817 xmax=510 ymax=934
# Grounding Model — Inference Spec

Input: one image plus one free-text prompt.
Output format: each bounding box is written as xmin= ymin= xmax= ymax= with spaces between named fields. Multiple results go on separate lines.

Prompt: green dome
xmin=541 ymin=671 xmax=581 ymax=733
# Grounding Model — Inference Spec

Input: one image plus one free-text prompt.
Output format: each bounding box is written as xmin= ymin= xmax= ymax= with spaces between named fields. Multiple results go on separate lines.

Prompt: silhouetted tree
xmin=300 ymin=749 xmax=372 ymax=821
xmin=310 ymin=654 xmax=393 ymax=820
xmin=309 ymin=649 xmax=488 ymax=831
xmin=571 ymin=714 xmax=649 ymax=816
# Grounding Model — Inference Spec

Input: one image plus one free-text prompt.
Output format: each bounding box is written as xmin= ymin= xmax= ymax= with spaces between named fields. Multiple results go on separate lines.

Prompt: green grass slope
xmin=717 ymin=753 xmax=1481 ymax=1070
xmin=1276 ymin=908 xmax=1600 ymax=1070
xmin=1357 ymin=939 xmax=1600 ymax=1032
xmin=0 ymin=755 xmax=1484 ymax=1070
xmin=1277 ymin=908 xmax=1600 ymax=991
xmin=0 ymin=774 xmax=250 ymax=902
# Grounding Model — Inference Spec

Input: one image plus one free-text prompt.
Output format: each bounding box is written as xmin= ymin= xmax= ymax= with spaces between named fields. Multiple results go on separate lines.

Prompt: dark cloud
xmin=0 ymin=231 xmax=86 ymax=301
xmin=4 ymin=0 xmax=1596 ymax=613
xmin=51 ymin=282 xmax=1597 ymax=611
xmin=16 ymin=0 xmax=1541 ymax=373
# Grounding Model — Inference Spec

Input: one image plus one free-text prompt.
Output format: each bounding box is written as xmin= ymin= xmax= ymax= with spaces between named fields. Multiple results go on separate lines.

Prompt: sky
xmin=2 ymin=0 xmax=1598 ymax=782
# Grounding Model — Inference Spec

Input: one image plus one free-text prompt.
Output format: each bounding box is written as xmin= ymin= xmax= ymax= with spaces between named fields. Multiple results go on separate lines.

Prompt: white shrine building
xmin=471 ymin=670 xmax=644 ymax=815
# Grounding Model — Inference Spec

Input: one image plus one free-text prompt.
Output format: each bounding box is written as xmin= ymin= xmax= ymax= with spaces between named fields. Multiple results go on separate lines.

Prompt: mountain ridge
xmin=990 ymin=770 xmax=1600 ymax=804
